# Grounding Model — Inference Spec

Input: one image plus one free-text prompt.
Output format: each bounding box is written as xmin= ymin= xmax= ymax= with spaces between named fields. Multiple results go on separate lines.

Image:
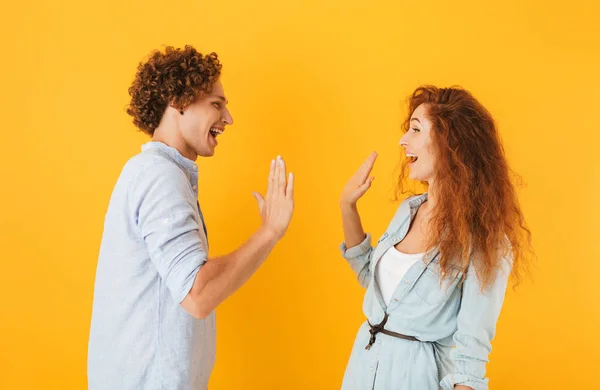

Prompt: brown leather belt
xmin=365 ymin=313 xmax=419 ymax=350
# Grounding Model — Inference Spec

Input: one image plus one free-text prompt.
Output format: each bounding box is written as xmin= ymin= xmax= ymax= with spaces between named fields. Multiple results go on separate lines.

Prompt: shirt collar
xmin=408 ymin=192 xmax=428 ymax=210
xmin=141 ymin=141 xmax=198 ymax=173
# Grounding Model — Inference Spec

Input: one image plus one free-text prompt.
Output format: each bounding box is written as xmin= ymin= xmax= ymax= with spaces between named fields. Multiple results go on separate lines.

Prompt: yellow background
xmin=1 ymin=0 xmax=598 ymax=388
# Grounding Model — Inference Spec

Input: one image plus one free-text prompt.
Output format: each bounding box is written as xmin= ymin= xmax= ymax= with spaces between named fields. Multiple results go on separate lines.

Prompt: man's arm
xmin=182 ymin=156 xmax=294 ymax=318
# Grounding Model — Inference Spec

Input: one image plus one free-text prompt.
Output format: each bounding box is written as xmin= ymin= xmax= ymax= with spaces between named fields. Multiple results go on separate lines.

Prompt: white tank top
xmin=376 ymin=246 xmax=424 ymax=305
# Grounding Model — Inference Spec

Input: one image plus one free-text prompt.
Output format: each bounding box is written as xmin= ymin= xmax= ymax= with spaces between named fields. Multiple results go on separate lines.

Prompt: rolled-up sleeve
xmin=440 ymin=256 xmax=511 ymax=390
xmin=131 ymin=162 xmax=207 ymax=304
xmin=339 ymin=233 xmax=373 ymax=288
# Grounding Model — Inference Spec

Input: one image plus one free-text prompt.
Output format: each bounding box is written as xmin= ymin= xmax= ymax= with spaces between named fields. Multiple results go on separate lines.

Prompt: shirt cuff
xmin=339 ymin=233 xmax=372 ymax=259
xmin=440 ymin=373 xmax=488 ymax=390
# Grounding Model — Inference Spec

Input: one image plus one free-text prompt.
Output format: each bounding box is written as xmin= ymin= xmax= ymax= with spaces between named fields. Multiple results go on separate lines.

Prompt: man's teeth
xmin=210 ymin=128 xmax=223 ymax=137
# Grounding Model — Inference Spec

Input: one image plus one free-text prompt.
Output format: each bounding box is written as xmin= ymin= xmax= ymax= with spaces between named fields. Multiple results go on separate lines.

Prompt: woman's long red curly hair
xmin=397 ymin=86 xmax=533 ymax=289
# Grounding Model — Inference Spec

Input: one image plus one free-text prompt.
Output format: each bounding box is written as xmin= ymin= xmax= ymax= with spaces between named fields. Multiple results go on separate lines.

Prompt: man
xmin=88 ymin=45 xmax=294 ymax=390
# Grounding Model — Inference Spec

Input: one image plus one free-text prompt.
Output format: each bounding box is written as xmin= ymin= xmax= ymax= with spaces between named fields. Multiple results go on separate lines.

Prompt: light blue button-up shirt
xmin=340 ymin=194 xmax=511 ymax=390
xmin=88 ymin=142 xmax=214 ymax=390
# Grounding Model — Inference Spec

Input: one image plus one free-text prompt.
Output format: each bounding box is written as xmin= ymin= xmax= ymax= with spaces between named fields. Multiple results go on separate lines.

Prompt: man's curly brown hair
xmin=126 ymin=45 xmax=222 ymax=135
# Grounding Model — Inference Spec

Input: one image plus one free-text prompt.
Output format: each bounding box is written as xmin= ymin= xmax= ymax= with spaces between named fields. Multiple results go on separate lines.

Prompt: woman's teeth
xmin=407 ymin=154 xmax=418 ymax=163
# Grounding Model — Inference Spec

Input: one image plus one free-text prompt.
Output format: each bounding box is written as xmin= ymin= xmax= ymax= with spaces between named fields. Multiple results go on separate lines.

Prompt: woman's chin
xmin=408 ymin=172 xmax=421 ymax=181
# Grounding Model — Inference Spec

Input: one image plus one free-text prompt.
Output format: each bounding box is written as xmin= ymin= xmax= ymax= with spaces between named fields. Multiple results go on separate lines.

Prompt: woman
xmin=339 ymin=86 xmax=532 ymax=390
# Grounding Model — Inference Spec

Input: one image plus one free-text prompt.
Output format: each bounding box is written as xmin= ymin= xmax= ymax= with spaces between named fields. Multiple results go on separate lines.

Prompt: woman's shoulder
xmin=394 ymin=193 xmax=428 ymax=214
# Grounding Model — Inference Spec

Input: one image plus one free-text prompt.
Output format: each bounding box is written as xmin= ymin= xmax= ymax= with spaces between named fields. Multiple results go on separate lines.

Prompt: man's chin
xmin=197 ymin=149 xmax=215 ymax=158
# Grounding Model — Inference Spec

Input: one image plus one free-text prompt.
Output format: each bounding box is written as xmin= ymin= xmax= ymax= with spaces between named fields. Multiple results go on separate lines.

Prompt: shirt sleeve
xmin=440 ymin=256 xmax=512 ymax=390
xmin=130 ymin=161 xmax=207 ymax=303
xmin=340 ymin=233 xmax=374 ymax=288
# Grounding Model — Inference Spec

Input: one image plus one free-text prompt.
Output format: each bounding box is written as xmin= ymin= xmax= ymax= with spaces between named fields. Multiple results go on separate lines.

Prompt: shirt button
xmin=193 ymin=185 xmax=197 ymax=190
xmin=193 ymin=165 xmax=198 ymax=170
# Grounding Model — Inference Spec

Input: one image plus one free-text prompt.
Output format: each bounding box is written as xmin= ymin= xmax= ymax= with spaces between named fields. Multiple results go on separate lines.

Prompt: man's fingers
xmin=286 ymin=172 xmax=294 ymax=200
xmin=278 ymin=157 xmax=287 ymax=192
xmin=252 ymin=192 xmax=265 ymax=211
xmin=266 ymin=159 xmax=275 ymax=203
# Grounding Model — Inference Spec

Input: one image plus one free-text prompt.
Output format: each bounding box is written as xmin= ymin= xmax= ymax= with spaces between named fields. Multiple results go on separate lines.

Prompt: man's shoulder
xmin=122 ymin=150 xmax=187 ymax=182
xmin=111 ymin=151 xmax=190 ymax=205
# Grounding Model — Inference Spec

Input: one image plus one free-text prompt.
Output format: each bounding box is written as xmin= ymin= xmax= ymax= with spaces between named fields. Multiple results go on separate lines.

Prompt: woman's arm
xmin=338 ymin=152 xmax=377 ymax=287
xmin=440 ymin=256 xmax=512 ymax=390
